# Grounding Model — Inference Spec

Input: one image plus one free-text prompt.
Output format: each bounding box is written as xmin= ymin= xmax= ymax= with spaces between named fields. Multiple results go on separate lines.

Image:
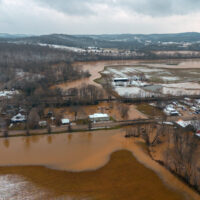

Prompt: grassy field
xmin=136 ymin=103 xmax=165 ymax=118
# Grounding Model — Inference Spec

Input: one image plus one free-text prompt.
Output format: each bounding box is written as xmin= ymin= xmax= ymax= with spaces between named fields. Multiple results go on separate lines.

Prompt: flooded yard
xmin=48 ymin=101 xmax=147 ymax=122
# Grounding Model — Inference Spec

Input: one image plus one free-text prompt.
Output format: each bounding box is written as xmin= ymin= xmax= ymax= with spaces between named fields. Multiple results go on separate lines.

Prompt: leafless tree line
xmin=163 ymin=127 xmax=200 ymax=191
xmin=125 ymin=123 xmax=200 ymax=191
xmin=67 ymin=84 xmax=104 ymax=105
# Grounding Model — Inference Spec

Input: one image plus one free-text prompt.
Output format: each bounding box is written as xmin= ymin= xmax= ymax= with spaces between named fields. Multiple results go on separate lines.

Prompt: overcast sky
xmin=0 ymin=0 xmax=200 ymax=35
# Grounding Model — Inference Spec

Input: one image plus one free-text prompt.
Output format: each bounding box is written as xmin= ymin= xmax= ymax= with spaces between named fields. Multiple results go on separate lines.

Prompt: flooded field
xmin=54 ymin=59 xmax=200 ymax=91
xmin=144 ymin=59 xmax=200 ymax=69
xmin=97 ymin=59 xmax=200 ymax=97
xmin=0 ymin=129 xmax=199 ymax=199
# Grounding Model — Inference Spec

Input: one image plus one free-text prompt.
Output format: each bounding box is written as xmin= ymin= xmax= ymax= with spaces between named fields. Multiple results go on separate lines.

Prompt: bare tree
xmin=141 ymin=123 xmax=162 ymax=146
xmin=68 ymin=123 xmax=72 ymax=132
xmin=164 ymin=127 xmax=199 ymax=187
xmin=0 ymin=117 xmax=8 ymax=138
xmin=125 ymin=126 xmax=139 ymax=138
xmin=69 ymin=106 xmax=80 ymax=121
xmin=103 ymin=74 xmax=113 ymax=99
xmin=118 ymin=104 xmax=129 ymax=119
xmin=28 ymin=108 xmax=40 ymax=129
xmin=88 ymin=120 xmax=92 ymax=130
xmin=47 ymin=123 xmax=52 ymax=134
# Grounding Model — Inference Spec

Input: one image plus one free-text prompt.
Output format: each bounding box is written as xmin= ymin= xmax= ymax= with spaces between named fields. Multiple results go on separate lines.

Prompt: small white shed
xmin=61 ymin=118 xmax=70 ymax=125
xmin=39 ymin=121 xmax=47 ymax=127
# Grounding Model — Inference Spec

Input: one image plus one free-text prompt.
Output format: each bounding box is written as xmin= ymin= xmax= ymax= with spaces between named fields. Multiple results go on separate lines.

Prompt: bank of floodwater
xmin=0 ymin=129 xmax=199 ymax=199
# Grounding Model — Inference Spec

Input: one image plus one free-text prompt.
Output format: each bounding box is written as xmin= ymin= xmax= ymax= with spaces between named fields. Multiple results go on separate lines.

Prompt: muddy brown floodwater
xmin=0 ymin=129 xmax=199 ymax=199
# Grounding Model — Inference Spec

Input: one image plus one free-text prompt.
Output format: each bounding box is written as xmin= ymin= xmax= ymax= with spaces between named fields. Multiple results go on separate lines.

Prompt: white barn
xmin=89 ymin=113 xmax=110 ymax=122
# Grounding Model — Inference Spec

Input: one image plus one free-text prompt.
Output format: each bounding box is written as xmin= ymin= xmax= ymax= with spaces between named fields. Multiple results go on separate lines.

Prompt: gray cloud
xmin=35 ymin=0 xmax=98 ymax=15
xmin=119 ymin=0 xmax=200 ymax=16
xmin=34 ymin=0 xmax=200 ymax=17
xmin=1 ymin=0 xmax=200 ymax=34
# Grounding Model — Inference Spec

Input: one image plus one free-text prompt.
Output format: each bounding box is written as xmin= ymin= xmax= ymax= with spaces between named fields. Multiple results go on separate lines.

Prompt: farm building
xmin=113 ymin=78 xmax=129 ymax=82
xmin=113 ymin=78 xmax=129 ymax=86
xmin=89 ymin=113 xmax=110 ymax=122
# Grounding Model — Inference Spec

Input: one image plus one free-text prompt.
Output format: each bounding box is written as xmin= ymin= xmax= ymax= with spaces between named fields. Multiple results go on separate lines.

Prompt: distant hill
xmin=1 ymin=32 xmax=200 ymax=50
xmin=87 ymin=32 xmax=200 ymax=43
xmin=0 ymin=33 xmax=31 ymax=39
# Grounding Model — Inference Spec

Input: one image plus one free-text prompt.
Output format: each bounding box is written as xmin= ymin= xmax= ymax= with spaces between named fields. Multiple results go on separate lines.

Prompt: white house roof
xmin=196 ymin=133 xmax=200 ymax=137
xmin=176 ymin=120 xmax=191 ymax=128
xmin=166 ymin=107 xmax=176 ymax=112
xmin=11 ymin=113 xmax=26 ymax=122
xmin=89 ymin=113 xmax=109 ymax=119
xmin=61 ymin=118 xmax=70 ymax=124
xmin=0 ymin=90 xmax=19 ymax=97
xmin=39 ymin=121 xmax=47 ymax=125
xmin=195 ymin=99 xmax=200 ymax=104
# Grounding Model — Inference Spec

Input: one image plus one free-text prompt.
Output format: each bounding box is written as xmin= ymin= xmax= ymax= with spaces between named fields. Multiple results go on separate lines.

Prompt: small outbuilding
xmin=61 ymin=118 xmax=70 ymax=125
xmin=89 ymin=113 xmax=110 ymax=122
xmin=39 ymin=121 xmax=47 ymax=127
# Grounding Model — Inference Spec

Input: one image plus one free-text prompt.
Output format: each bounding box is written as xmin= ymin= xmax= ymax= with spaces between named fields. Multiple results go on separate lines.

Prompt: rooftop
xmin=89 ymin=113 xmax=109 ymax=119
xmin=61 ymin=118 xmax=70 ymax=124
xmin=176 ymin=120 xmax=191 ymax=128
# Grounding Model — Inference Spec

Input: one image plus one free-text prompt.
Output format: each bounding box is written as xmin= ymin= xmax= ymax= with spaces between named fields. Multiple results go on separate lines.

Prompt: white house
xmin=164 ymin=105 xmax=179 ymax=116
xmin=11 ymin=113 xmax=26 ymax=123
xmin=176 ymin=120 xmax=191 ymax=128
xmin=61 ymin=118 xmax=70 ymax=125
xmin=89 ymin=113 xmax=110 ymax=122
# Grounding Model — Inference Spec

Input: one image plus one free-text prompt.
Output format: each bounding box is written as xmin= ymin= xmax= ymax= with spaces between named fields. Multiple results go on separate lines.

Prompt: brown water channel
xmin=0 ymin=129 xmax=199 ymax=199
